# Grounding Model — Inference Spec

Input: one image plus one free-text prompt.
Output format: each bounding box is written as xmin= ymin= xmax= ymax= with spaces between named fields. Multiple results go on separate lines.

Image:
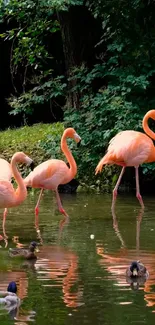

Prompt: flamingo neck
xmin=61 ymin=133 xmax=77 ymax=179
xmin=11 ymin=156 xmax=27 ymax=203
xmin=143 ymin=110 xmax=155 ymax=140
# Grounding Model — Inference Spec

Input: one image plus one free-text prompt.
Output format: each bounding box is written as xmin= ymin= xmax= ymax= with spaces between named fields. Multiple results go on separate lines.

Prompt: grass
xmin=0 ymin=122 xmax=64 ymax=177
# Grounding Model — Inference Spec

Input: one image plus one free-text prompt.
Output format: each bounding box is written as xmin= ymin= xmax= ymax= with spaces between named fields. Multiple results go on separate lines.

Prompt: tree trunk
xmin=57 ymin=6 xmax=99 ymax=109
xmin=57 ymin=9 xmax=80 ymax=109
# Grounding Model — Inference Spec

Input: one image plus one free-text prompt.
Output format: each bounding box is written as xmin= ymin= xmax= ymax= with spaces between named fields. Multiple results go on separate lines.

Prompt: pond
xmin=0 ymin=191 xmax=155 ymax=324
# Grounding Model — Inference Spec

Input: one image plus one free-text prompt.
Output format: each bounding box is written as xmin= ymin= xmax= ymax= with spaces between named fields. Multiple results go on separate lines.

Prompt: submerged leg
xmin=55 ymin=189 xmax=69 ymax=218
xmin=35 ymin=188 xmax=44 ymax=217
xmin=135 ymin=167 xmax=144 ymax=209
xmin=112 ymin=167 xmax=126 ymax=208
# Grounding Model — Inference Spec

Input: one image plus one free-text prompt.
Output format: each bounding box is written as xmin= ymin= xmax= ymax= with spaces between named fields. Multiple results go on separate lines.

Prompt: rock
xmin=58 ymin=178 xmax=79 ymax=193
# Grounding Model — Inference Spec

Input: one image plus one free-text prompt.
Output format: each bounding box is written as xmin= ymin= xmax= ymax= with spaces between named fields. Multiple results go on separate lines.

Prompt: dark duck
xmin=9 ymin=241 xmax=39 ymax=260
xmin=126 ymin=261 xmax=149 ymax=278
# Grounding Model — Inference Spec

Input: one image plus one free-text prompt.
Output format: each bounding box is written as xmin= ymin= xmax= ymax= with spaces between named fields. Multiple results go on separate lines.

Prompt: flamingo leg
xmin=135 ymin=167 xmax=144 ymax=208
xmin=2 ymin=208 xmax=8 ymax=243
xmin=2 ymin=208 xmax=7 ymax=230
xmin=112 ymin=167 xmax=126 ymax=208
xmin=35 ymin=188 xmax=44 ymax=217
xmin=55 ymin=189 xmax=69 ymax=218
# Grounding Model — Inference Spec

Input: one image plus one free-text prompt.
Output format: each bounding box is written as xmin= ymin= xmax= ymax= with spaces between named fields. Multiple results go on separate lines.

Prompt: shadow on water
xmin=0 ymin=191 xmax=155 ymax=323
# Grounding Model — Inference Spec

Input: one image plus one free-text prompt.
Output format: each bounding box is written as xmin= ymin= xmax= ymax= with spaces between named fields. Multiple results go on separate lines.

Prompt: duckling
xmin=9 ymin=241 xmax=39 ymax=260
xmin=126 ymin=260 xmax=149 ymax=278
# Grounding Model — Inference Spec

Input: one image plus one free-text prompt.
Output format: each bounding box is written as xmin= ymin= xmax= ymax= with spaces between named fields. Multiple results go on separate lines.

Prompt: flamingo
xmin=0 ymin=158 xmax=12 ymax=238
xmin=95 ymin=109 xmax=155 ymax=208
xmin=24 ymin=127 xmax=81 ymax=218
xmin=0 ymin=152 xmax=33 ymax=231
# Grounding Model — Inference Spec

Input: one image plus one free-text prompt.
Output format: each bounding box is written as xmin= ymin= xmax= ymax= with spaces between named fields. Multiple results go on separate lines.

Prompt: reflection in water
xmin=112 ymin=206 xmax=126 ymax=249
xmin=10 ymin=216 xmax=83 ymax=310
xmin=34 ymin=222 xmax=84 ymax=309
xmin=126 ymin=274 xmax=147 ymax=291
xmin=97 ymin=207 xmax=155 ymax=311
xmin=58 ymin=216 xmax=70 ymax=241
xmin=35 ymin=245 xmax=83 ymax=308
xmin=35 ymin=213 xmax=43 ymax=246
xmin=2 ymin=193 xmax=155 ymax=324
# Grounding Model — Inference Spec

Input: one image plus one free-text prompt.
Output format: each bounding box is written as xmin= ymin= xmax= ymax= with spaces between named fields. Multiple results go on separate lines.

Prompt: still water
xmin=0 ymin=191 xmax=155 ymax=324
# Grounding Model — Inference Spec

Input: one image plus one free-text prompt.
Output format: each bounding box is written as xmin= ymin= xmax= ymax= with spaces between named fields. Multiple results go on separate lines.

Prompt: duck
xmin=9 ymin=241 xmax=39 ymax=260
xmin=0 ymin=281 xmax=20 ymax=306
xmin=126 ymin=260 xmax=149 ymax=278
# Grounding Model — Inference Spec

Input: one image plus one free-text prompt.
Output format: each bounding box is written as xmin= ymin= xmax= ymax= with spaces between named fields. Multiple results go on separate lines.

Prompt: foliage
xmin=64 ymin=0 xmax=155 ymax=188
xmin=64 ymin=61 xmax=152 ymax=189
xmin=0 ymin=0 xmax=64 ymax=117
xmin=1 ymin=0 xmax=155 ymax=188
xmin=0 ymin=123 xmax=64 ymax=177
xmin=8 ymin=76 xmax=67 ymax=116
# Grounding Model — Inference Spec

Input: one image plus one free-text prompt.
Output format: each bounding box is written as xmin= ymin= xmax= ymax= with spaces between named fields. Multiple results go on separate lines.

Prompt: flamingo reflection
xmin=16 ymin=216 xmax=83 ymax=309
xmin=34 ymin=216 xmax=83 ymax=308
xmin=35 ymin=245 xmax=83 ymax=308
xmin=96 ymin=207 xmax=155 ymax=310
xmin=97 ymin=208 xmax=144 ymax=277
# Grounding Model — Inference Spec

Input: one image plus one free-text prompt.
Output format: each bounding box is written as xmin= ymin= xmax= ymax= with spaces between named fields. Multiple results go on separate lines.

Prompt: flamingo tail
xmin=95 ymin=153 xmax=112 ymax=174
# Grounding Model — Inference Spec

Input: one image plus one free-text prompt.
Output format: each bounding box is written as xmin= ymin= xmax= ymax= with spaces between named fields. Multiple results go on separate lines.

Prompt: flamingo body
xmin=0 ymin=152 xmax=33 ymax=236
xmin=24 ymin=159 xmax=72 ymax=190
xmin=0 ymin=159 xmax=12 ymax=181
xmin=96 ymin=130 xmax=155 ymax=172
xmin=0 ymin=181 xmax=17 ymax=207
xmin=95 ymin=110 xmax=155 ymax=208
xmin=24 ymin=128 xmax=81 ymax=218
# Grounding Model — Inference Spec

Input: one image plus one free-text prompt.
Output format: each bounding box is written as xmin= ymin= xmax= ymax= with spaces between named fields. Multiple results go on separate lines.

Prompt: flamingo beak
xmin=74 ymin=133 xmax=81 ymax=147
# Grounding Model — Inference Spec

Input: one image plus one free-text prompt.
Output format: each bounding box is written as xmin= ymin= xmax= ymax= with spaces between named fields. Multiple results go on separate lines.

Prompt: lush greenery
xmin=1 ymin=0 xmax=155 ymax=189
xmin=0 ymin=123 xmax=64 ymax=178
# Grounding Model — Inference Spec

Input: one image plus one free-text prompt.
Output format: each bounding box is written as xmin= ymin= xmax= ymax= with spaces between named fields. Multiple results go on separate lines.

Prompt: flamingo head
xmin=64 ymin=128 xmax=81 ymax=146
xmin=11 ymin=152 xmax=34 ymax=167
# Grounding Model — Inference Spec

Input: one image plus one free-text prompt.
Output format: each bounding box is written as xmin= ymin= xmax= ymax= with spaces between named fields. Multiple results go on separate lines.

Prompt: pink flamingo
xmin=95 ymin=109 xmax=155 ymax=208
xmin=0 ymin=158 xmax=12 ymax=232
xmin=24 ymin=128 xmax=81 ymax=218
xmin=0 ymin=152 xmax=33 ymax=231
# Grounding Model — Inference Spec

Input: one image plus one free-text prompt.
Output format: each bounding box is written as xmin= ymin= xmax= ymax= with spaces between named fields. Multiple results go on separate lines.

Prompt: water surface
xmin=0 ymin=191 xmax=155 ymax=324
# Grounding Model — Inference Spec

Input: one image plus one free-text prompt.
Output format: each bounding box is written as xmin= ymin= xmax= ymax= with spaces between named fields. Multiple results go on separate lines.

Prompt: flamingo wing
xmin=0 ymin=159 xmax=12 ymax=181
xmin=96 ymin=130 xmax=154 ymax=173
xmin=0 ymin=180 xmax=15 ymax=207
xmin=108 ymin=130 xmax=153 ymax=165
xmin=24 ymin=159 xmax=69 ymax=189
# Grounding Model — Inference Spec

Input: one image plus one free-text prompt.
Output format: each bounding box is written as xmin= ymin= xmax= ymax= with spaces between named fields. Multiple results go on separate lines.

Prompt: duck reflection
xmin=96 ymin=209 xmax=144 ymax=279
xmin=126 ymin=273 xmax=147 ymax=290
xmin=96 ymin=207 xmax=155 ymax=311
